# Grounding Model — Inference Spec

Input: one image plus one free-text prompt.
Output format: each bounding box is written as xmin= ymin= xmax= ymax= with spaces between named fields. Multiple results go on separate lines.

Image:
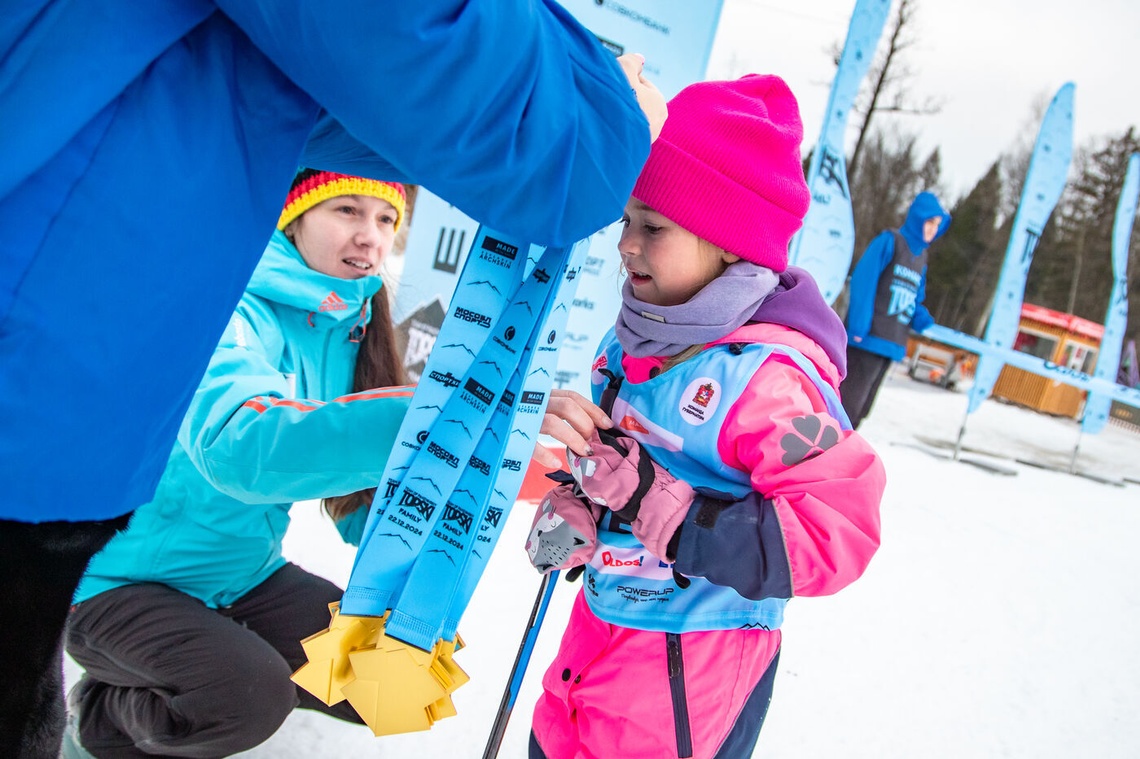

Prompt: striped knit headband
xmin=277 ymin=170 xmax=407 ymax=232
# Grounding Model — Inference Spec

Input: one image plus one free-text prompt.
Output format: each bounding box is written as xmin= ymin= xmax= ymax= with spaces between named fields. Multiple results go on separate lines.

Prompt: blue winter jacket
xmin=0 ymin=1 xmax=650 ymax=522
xmin=75 ymin=234 xmax=410 ymax=607
xmin=846 ymin=192 xmax=951 ymax=360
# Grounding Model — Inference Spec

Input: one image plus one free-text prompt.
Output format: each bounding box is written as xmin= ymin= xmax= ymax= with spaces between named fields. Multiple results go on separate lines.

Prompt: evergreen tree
xmin=1028 ymin=129 xmax=1140 ymax=343
xmin=925 ymin=161 xmax=1003 ymax=332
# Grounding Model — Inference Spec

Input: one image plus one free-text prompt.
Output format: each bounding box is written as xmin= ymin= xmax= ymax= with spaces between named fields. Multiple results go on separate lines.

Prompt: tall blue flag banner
xmin=966 ymin=82 xmax=1075 ymax=415
xmin=1080 ymin=152 xmax=1139 ymax=434
xmin=787 ymin=0 xmax=892 ymax=304
xmin=293 ymin=231 xmax=589 ymax=734
xmin=392 ymin=0 xmax=724 ymax=399
xmin=295 ymin=5 xmax=727 ymax=733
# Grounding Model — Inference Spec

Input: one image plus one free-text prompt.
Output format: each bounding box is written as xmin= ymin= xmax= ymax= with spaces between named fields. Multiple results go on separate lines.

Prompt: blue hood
xmin=899 ymin=192 xmax=951 ymax=253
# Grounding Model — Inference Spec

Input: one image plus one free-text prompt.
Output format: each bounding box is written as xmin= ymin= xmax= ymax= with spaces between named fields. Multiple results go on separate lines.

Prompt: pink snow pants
xmin=532 ymin=589 xmax=781 ymax=759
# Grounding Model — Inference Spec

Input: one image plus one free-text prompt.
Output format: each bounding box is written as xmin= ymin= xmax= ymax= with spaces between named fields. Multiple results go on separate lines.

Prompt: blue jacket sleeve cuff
xmin=911 ymin=306 xmax=934 ymax=333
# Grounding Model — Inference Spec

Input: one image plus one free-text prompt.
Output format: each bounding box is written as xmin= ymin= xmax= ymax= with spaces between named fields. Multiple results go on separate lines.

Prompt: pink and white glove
xmin=525 ymin=483 xmax=602 ymax=574
xmin=566 ymin=429 xmax=694 ymax=561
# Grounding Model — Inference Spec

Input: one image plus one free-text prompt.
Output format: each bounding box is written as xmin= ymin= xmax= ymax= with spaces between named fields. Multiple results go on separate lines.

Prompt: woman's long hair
xmin=322 ymin=285 xmax=405 ymax=521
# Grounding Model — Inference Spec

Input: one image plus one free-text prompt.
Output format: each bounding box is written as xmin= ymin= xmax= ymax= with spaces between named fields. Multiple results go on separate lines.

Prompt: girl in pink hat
xmin=526 ymin=75 xmax=886 ymax=759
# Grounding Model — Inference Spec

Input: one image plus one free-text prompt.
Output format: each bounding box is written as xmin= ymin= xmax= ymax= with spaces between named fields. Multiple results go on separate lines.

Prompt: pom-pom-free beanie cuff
xmin=633 ymin=138 xmax=806 ymax=271
xmin=629 ymin=74 xmax=810 ymax=271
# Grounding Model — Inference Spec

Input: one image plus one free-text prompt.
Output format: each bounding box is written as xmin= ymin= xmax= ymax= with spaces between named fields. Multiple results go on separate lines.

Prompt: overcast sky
xmin=706 ymin=0 xmax=1136 ymax=203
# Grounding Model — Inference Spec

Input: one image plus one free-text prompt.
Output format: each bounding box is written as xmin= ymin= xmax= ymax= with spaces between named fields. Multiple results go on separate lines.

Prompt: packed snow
xmin=64 ymin=367 xmax=1140 ymax=758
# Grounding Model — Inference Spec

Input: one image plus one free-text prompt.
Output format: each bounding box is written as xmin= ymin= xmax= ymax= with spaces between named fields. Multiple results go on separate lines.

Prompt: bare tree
xmin=842 ymin=0 xmax=944 ymax=178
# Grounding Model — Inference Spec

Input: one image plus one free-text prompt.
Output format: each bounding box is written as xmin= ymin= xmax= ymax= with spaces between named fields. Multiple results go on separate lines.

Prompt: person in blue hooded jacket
xmin=841 ymin=191 xmax=951 ymax=428
xmin=62 ymin=171 xmax=414 ymax=757
xmin=0 ymin=4 xmax=666 ymax=754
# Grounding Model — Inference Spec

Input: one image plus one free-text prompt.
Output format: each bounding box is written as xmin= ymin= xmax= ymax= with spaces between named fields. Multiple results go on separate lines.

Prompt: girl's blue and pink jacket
xmin=533 ymin=269 xmax=885 ymax=759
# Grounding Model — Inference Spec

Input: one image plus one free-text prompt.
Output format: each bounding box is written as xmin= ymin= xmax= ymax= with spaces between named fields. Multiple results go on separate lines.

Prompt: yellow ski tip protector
xmin=427 ymin=693 xmax=458 ymax=722
xmin=290 ymin=660 xmax=337 ymax=705
xmin=343 ymin=645 xmax=447 ymax=735
xmin=292 ymin=606 xmax=385 ymax=706
xmin=340 ymin=676 xmax=436 ymax=736
xmin=435 ymin=638 xmax=471 ymax=692
xmin=293 ymin=609 xmax=470 ymax=733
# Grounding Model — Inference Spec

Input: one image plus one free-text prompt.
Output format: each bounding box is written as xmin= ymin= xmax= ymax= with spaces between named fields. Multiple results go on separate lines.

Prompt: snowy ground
xmin=65 ymin=367 xmax=1140 ymax=758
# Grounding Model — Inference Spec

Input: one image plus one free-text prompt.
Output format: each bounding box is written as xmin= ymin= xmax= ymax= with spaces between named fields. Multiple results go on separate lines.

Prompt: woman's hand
xmin=534 ymin=390 xmax=613 ymax=468
xmin=617 ymin=53 xmax=667 ymax=143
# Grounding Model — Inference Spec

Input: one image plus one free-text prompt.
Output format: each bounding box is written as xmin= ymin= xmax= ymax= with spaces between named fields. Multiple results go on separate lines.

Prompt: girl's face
xmin=287 ymin=194 xmax=399 ymax=279
xmin=618 ymin=200 xmax=738 ymax=307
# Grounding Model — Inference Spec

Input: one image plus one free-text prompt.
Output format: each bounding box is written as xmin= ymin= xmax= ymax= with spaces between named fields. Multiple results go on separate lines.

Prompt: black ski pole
xmin=482 ymin=569 xmax=560 ymax=759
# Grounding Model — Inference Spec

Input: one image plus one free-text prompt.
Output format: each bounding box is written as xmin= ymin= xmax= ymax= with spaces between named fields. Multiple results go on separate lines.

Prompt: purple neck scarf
xmin=614 ymin=261 xmax=779 ymax=358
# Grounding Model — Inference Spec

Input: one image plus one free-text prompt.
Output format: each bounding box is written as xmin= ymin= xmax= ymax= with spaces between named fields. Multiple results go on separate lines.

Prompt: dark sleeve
xmin=672 ymin=490 xmax=793 ymax=601
xmin=845 ymin=231 xmax=894 ymax=339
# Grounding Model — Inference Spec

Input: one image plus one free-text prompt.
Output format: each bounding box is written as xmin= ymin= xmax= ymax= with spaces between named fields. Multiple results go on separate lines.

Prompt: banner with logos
xmin=1081 ymin=152 xmax=1138 ymax=434
xmin=966 ymin=83 xmax=1074 ymax=415
xmin=787 ymin=0 xmax=892 ymax=305
xmin=392 ymin=0 xmax=724 ymax=398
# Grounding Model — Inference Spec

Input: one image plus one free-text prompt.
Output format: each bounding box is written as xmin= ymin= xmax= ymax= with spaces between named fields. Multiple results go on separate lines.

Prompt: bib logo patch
xmin=618 ymin=414 xmax=649 ymax=435
xmin=780 ymin=414 xmax=840 ymax=465
xmin=591 ymin=353 xmax=609 ymax=385
xmin=679 ymin=377 xmax=721 ymax=425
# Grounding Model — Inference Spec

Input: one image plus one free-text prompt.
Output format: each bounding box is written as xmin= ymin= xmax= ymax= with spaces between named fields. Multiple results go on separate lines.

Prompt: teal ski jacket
xmin=75 ymin=233 xmax=411 ymax=608
xmin=1 ymin=1 xmax=649 ymax=522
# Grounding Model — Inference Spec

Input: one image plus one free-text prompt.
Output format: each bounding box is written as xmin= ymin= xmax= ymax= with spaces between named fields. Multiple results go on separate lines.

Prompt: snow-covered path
xmin=65 ymin=368 xmax=1140 ymax=757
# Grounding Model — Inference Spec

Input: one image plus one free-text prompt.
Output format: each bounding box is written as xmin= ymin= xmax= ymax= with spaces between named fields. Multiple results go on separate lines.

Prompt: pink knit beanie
xmin=631 ymin=74 xmax=810 ymax=271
